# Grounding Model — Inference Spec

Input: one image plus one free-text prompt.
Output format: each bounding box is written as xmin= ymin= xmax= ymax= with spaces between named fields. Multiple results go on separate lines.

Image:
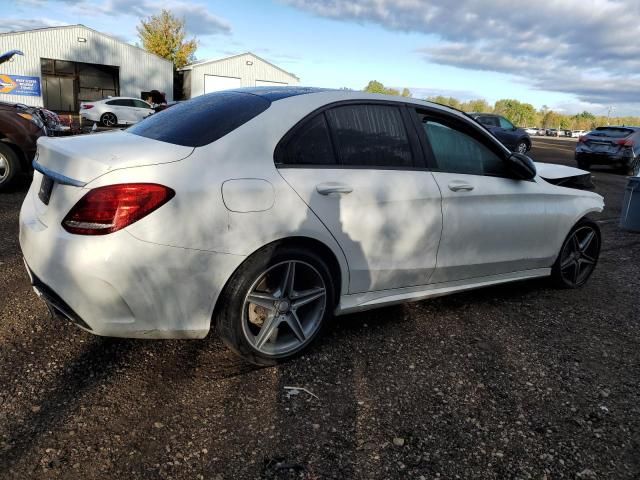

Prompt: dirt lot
xmin=0 ymin=138 xmax=638 ymax=479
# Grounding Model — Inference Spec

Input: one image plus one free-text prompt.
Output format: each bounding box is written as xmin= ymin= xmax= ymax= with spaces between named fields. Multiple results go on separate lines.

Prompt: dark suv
xmin=469 ymin=113 xmax=531 ymax=154
xmin=575 ymin=126 xmax=640 ymax=176
xmin=0 ymin=102 xmax=47 ymax=190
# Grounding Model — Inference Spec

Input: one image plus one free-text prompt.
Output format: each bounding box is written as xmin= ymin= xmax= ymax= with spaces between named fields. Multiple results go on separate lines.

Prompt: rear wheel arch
xmin=0 ymin=140 xmax=27 ymax=171
xmin=212 ymin=236 xmax=345 ymax=322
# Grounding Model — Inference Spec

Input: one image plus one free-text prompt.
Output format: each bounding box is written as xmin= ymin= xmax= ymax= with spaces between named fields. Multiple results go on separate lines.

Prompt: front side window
xmin=416 ymin=112 xmax=508 ymax=177
xmin=499 ymin=116 xmax=515 ymax=129
xmin=280 ymin=114 xmax=336 ymax=166
xmin=325 ymin=104 xmax=414 ymax=168
xmin=133 ymin=100 xmax=151 ymax=109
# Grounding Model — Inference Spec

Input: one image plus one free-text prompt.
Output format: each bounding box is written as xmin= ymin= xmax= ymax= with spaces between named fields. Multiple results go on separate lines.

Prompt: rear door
xmin=277 ymin=102 xmax=443 ymax=293
xmin=411 ymin=107 xmax=553 ymax=282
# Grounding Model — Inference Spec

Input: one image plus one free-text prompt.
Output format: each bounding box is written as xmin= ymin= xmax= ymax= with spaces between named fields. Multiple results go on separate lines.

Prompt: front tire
xmin=100 ymin=112 xmax=118 ymax=127
xmin=0 ymin=143 xmax=19 ymax=191
xmin=551 ymin=218 xmax=600 ymax=289
xmin=516 ymin=141 xmax=528 ymax=154
xmin=215 ymin=244 xmax=335 ymax=366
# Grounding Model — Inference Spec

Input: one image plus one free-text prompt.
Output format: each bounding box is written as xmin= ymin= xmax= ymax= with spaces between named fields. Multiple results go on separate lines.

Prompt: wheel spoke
xmin=286 ymin=312 xmax=306 ymax=343
xmin=291 ymin=287 xmax=326 ymax=309
xmin=560 ymin=254 xmax=575 ymax=269
xmin=572 ymin=260 xmax=580 ymax=284
xmin=254 ymin=314 xmax=280 ymax=349
xmin=280 ymin=261 xmax=296 ymax=297
xmin=571 ymin=234 xmax=580 ymax=253
xmin=582 ymin=252 xmax=596 ymax=263
xmin=247 ymin=292 xmax=277 ymax=312
xmin=579 ymin=230 xmax=595 ymax=252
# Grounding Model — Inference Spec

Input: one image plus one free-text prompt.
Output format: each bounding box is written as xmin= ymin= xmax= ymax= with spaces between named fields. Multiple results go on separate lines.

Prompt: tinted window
xmin=499 ymin=116 xmax=515 ymax=129
xmin=106 ymin=99 xmax=126 ymax=106
xmin=324 ymin=104 xmax=413 ymax=168
xmin=419 ymin=116 xmax=507 ymax=176
xmin=477 ymin=116 xmax=499 ymax=127
xmin=133 ymin=100 xmax=151 ymax=109
xmin=128 ymin=92 xmax=271 ymax=147
xmin=280 ymin=114 xmax=335 ymax=165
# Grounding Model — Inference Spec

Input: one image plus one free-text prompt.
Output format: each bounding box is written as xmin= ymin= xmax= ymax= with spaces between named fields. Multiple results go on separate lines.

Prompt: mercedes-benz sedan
xmin=20 ymin=88 xmax=604 ymax=365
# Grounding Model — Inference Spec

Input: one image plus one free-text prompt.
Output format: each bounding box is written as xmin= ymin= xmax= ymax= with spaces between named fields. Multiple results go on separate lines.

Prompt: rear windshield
xmin=127 ymin=91 xmax=271 ymax=147
xmin=589 ymin=127 xmax=634 ymax=139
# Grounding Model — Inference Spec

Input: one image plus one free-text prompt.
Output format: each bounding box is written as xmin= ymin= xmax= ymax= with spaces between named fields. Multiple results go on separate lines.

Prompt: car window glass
xmin=325 ymin=104 xmax=414 ymax=168
xmin=419 ymin=116 xmax=508 ymax=176
xmin=280 ymin=113 xmax=336 ymax=165
xmin=499 ymin=117 xmax=515 ymax=129
xmin=478 ymin=116 xmax=499 ymax=127
xmin=134 ymin=100 xmax=150 ymax=108
xmin=106 ymin=99 xmax=123 ymax=106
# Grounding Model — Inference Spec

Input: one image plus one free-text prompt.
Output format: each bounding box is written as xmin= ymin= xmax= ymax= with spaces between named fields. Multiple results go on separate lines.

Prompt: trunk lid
xmin=35 ymin=130 xmax=194 ymax=185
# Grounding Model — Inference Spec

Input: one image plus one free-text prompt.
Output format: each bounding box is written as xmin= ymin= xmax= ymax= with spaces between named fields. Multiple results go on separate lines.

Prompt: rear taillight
xmin=578 ymin=136 xmax=588 ymax=143
xmin=82 ymin=104 xmax=94 ymax=109
xmin=62 ymin=183 xmax=174 ymax=235
xmin=616 ymin=138 xmax=634 ymax=147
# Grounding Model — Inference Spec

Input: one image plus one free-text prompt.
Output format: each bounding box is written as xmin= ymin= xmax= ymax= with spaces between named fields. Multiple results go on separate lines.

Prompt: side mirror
xmin=507 ymin=152 xmax=536 ymax=180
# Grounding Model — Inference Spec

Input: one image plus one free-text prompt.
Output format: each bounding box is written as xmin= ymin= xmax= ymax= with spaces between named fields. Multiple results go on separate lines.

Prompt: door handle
xmin=448 ymin=180 xmax=474 ymax=192
xmin=316 ymin=182 xmax=353 ymax=195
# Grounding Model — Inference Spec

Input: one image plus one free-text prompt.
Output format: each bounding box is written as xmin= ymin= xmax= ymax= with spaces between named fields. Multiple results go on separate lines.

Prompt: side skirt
xmin=336 ymin=268 xmax=551 ymax=314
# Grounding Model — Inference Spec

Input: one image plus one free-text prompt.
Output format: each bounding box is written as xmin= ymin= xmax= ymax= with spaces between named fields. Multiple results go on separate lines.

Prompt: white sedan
xmin=21 ymin=88 xmax=604 ymax=365
xmin=80 ymin=97 xmax=153 ymax=127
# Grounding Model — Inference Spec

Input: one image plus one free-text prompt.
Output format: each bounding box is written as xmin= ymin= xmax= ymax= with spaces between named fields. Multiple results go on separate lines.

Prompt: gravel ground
xmin=0 ymin=138 xmax=638 ymax=479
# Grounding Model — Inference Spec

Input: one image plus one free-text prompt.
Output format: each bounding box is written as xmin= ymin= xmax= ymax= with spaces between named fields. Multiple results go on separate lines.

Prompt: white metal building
xmin=0 ymin=25 xmax=173 ymax=113
xmin=179 ymin=52 xmax=299 ymax=99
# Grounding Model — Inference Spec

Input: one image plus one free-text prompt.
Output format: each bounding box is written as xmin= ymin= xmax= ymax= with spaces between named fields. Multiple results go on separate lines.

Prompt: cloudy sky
xmin=3 ymin=0 xmax=639 ymax=115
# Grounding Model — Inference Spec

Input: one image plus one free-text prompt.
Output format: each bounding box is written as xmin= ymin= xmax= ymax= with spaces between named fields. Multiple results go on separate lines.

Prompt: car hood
xmin=534 ymin=162 xmax=587 ymax=180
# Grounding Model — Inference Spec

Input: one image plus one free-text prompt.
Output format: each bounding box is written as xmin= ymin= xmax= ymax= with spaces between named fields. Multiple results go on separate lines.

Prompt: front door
xmin=412 ymin=108 xmax=552 ymax=283
xmin=277 ymin=103 xmax=443 ymax=293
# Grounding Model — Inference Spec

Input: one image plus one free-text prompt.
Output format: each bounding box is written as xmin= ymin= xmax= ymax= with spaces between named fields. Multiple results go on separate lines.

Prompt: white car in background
xmin=571 ymin=130 xmax=586 ymax=138
xmin=524 ymin=127 xmax=539 ymax=135
xmin=21 ymin=88 xmax=604 ymax=365
xmin=80 ymin=97 xmax=153 ymax=127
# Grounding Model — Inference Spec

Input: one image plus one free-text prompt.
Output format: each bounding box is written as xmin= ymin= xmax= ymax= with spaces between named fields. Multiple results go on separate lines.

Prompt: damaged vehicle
xmin=20 ymin=88 xmax=604 ymax=365
xmin=575 ymin=126 xmax=640 ymax=175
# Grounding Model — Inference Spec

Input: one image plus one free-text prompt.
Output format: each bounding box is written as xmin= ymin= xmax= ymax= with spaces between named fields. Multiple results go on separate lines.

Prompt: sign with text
xmin=0 ymin=74 xmax=41 ymax=96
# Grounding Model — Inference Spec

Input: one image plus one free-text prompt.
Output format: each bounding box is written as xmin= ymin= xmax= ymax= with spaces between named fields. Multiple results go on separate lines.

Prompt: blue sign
xmin=0 ymin=74 xmax=41 ymax=96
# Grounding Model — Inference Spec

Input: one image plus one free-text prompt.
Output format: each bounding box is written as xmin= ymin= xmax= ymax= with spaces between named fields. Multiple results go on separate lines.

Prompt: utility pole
xmin=607 ymin=106 xmax=615 ymax=126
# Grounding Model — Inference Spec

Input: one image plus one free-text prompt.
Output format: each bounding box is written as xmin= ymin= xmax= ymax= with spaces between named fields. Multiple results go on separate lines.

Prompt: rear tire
xmin=0 ymin=143 xmax=19 ymax=191
xmin=551 ymin=218 xmax=600 ymax=289
xmin=215 ymin=244 xmax=335 ymax=366
xmin=100 ymin=112 xmax=118 ymax=127
xmin=624 ymin=156 xmax=640 ymax=176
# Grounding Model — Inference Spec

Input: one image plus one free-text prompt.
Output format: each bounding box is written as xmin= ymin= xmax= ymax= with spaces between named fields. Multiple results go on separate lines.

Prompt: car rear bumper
xmin=19 ymin=185 xmax=244 ymax=339
xmin=575 ymin=151 xmax=633 ymax=166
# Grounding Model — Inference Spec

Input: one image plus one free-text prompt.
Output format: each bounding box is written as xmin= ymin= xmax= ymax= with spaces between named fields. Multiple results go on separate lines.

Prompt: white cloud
xmin=284 ymin=0 xmax=640 ymax=107
xmin=0 ymin=18 xmax=66 ymax=33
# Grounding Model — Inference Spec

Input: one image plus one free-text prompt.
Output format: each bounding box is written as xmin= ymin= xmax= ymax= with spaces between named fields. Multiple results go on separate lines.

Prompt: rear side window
xmin=325 ymin=104 xmax=414 ymax=168
xmin=106 ymin=99 xmax=129 ymax=106
xmin=128 ymin=92 xmax=271 ymax=147
xmin=280 ymin=114 xmax=336 ymax=165
xmin=590 ymin=127 xmax=634 ymax=138
xmin=477 ymin=116 xmax=499 ymax=127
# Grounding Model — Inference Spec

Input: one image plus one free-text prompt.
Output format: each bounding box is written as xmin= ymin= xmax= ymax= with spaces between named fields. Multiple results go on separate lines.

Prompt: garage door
xmin=255 ymin=80 xmax=288 ymax=87
xmin=204 ymin=75 xmax=241 ymax=93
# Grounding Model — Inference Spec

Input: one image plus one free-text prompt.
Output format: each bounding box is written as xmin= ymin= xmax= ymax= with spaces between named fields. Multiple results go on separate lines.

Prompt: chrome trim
xmin=32 ymin=160 xmax=87 ymax=187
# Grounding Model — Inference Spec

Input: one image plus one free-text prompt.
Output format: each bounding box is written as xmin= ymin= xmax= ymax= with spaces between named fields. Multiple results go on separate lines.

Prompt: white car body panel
xmin=20 ymin=89 xmax=605 ymax=339
xmin=534 ymin=162 xmax=587 ymax=180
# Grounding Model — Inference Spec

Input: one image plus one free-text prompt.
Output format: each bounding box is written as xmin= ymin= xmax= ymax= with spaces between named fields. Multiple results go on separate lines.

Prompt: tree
xmin=461 ymin=99 xmax=491 ymax=113
xmin=363 ymin=80 xmax=400 ymax=96
xmin=137 ymin=9 xmax=197 ymax=70
xmin=494 ymin=99 xmax=536 ymax=127
xmin=401 ymin=88 xmax=412 ymax=98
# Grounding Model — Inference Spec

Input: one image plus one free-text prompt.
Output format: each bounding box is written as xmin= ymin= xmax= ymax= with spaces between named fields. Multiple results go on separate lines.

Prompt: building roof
xmin=180 ymin=52 xmax=299 ymax=80
xmin=0 ymin=24 xmax=172 ymax=64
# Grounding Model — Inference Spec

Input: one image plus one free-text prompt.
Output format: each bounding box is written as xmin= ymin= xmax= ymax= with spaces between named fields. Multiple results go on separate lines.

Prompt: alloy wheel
xmin=517 ymin=142 xmax=528 ymax=154
xmin=102 ymin=113 xmax=117 ymax=127
xmin=0 ymin=154 xmax=8 ymax=183
xmin=559 ymin=225 xmax=599 ymax=287
xmin=242 ymin=260 xmax=327 ymax=357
